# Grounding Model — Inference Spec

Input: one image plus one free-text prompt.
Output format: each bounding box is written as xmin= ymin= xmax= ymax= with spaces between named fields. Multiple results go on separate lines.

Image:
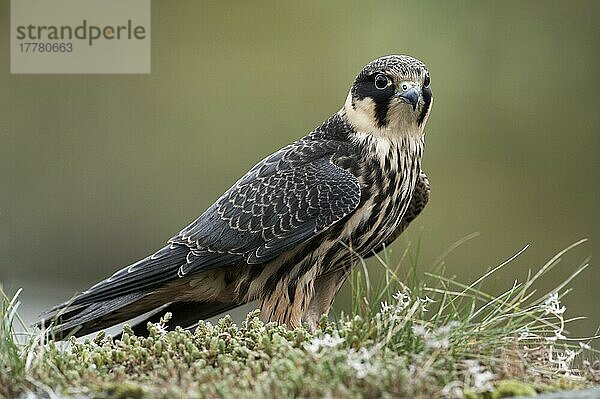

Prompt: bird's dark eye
xmin=423 ymin=74 xmax=431 ymax=88
xmin=374 ymin=74 xmax=390 ymax=90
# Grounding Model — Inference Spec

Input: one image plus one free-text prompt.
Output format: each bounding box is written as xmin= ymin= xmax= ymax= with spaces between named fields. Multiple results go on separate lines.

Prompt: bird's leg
xmin=259 ymin=266 xmax=319 ymax=329
xmin=303 ymin=268 xmax=351 ymax=331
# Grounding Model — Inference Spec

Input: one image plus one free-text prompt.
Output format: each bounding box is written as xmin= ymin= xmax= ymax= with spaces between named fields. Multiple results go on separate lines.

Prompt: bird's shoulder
xmin=169 ymin=114 xmax=363 ymax=269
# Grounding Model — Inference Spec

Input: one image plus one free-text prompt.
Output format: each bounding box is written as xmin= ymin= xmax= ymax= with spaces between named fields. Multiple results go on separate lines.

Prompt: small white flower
xmin=393 ymin=290 xmax=411 ymax=310
xmin=418 ymin=296 xmax=435 ymax=312
xmin=392 ymin=290 xmax=408 ymax=301
xmin=542 ymin=292 xmax=566 ymax=315
xmin=347 ymin=348 xmax=376 ymax=378
xmin=426 ymin=336 xmax=449 ymax=350
xmin=464 ymin=360 xmax=495 ymax=392
xmin=380 ymin=300 xmax=393 ymax=313
xmin=152 ymin=322 xmax=169 ymax=335
xmin=412 ymin=324 xmax=428 ymax=337
xmin=546 ymin=329 xmax=567 ymax=342
xmin=548 ymin=346 xmax=581 ymax=374
xmin=473 ymin=370 xmax=495 ymax=390
xmin=517 ymin=326 xmax=531 ymax=341
xmin=441 ymin=381 xmax=463 ymax=399
xmin=565 ymin=349 xmax=576 ymax=362
xmin=436 ymin=321 xmax=459 ymax=335
xmin=579 ymin=342 xmax=591 ymax=350
xmin=305 ymin=333 xmax=344 ymax=353
xmin=425 ymin=322 xmax=458 ymax=350
xmin=151 ymin=312 xmax=172 ymax=335
xmin=554 ymin=350 xmax=575 ymax=373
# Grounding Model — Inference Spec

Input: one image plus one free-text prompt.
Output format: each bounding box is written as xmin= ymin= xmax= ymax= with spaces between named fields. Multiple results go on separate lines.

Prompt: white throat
xmin=341 ymin=92 xmax=425 ymax=141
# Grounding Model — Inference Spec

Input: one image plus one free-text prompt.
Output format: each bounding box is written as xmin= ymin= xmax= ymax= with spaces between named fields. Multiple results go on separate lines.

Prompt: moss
xmin=492 ymin=380 xmax=538 ymax=398
xmin=3 ymin=242 xmax=598 ymax=398
xmin=464 ymin=378 xmax=592 ymax=399
xmin=94 ymin=383 xmax=145 ymax=399
xmin=465 ymin=380 xmax=538 ymax=398
xmin=7 ymin=311 xmax=589 ymax=398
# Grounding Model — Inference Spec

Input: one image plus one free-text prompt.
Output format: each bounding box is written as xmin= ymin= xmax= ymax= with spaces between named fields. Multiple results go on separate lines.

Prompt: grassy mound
xmin=2 ymin=239 xmax=598 ymax=398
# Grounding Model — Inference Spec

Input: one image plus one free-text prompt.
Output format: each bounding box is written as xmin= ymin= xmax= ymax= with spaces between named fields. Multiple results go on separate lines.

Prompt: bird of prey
xmin=39 ymin=55 xmax=433 ymax=338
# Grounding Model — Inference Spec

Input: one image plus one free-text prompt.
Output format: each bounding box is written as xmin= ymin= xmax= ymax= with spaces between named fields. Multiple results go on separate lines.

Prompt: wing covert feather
xmin=172 ymin=147 xmax=361 ymax=272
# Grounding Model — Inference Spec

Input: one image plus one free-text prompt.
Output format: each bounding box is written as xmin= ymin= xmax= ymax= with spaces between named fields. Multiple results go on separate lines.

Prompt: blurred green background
xmin=1 ymin=1 xmax=598 ymax=339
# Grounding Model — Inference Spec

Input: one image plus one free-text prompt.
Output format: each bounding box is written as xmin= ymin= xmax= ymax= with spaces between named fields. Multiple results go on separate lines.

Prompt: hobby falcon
xmin=39 ymin=55 xmax=433 ymax=338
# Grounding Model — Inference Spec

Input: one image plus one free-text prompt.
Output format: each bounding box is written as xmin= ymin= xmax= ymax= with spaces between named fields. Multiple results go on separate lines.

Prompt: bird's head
xmin=343 ymin=55 xmax=433 ymax=138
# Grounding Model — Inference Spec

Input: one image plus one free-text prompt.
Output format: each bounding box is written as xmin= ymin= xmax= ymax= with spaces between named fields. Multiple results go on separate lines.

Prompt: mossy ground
xmin=2 ymin=240 xmax=599 ymax=398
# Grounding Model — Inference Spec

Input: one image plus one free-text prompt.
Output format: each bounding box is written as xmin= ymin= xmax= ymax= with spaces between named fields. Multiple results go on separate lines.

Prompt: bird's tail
xmin=38 ymin=291 xmax=161 ymax=339
xmin=36 ymin=244 xmax=243 ymax=339
xmin=39 ymin=293 xmax=242 ymax=339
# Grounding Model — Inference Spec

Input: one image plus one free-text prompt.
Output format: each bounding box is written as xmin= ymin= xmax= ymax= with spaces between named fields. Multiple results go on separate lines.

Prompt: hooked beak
xmin=398 ymin=87 xmax=420 ymax=111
